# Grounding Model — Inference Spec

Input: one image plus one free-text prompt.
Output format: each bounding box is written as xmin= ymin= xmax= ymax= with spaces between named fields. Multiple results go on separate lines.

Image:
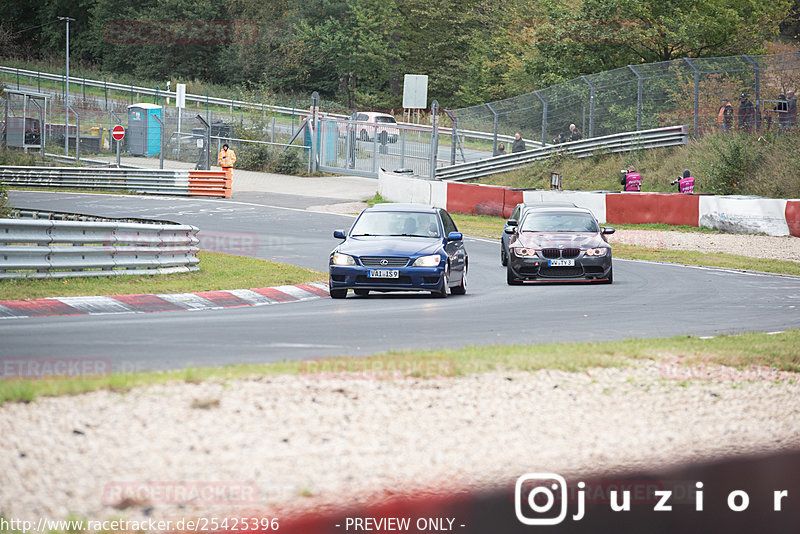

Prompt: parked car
xmin=355 ymin=112 xmax=399 ymax=143
xmin=500 ymin=202 xmax=577 ymax=266
xmin=505 ymin=207 xmax=614 ymax=284
xmin=329 ymin=203 xmax=468 ymax=298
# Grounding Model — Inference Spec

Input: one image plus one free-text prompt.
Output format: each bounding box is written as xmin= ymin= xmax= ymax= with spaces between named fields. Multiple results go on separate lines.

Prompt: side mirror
xmin=333 ymin=230 xmax=346 ymax=239
xmin=602 ymin=227 xmax=616 ymax=235
xmin=504 ymin=226 xmax=516 ymax=235
xmin=506 ymin=219 xmax=518 ymax=226
xmin=447 ymin=231 xmax=463 ymax=241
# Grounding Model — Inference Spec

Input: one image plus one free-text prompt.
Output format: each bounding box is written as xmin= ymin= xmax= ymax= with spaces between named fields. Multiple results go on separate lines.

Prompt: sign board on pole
xmin=176 ymin=83 xmax=186 ymax=109
xmin=111 ymin=125 xmax=126 ymax=141
xmin=402 ymin=74 xmax=428 ymax=109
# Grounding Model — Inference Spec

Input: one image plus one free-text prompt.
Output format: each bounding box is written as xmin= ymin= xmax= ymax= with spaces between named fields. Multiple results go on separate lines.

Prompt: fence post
xmin=742 ymin=55 xmax=761 ymax=130
xmin=487 ymin=103 xmax=498 ymax=155
xmin=683 ymin=59 xmax=700 ymax=138
xmin=429 ymin=100 xmax=439 ymax=179
xmin=534 ymin=91 xmax=547 ymax=147
xmin=628 ymin=65 xmax=643 ymax=131
xmin=581 ymin=75 xmax=596 ymax=138
xmin=310 ymin=91 xmax=319 ymax=173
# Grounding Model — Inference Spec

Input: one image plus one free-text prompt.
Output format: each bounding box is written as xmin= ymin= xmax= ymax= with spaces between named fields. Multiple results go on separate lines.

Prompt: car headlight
xmin=331 ymin=252 xmax=356 ymax=266
xmin=412 ymin=254 xmax=442 ymax=267
xmin=585 ymin=248 xmax=609 ymax=257
xmin=512 ymin=247 xmax=537 ymax=257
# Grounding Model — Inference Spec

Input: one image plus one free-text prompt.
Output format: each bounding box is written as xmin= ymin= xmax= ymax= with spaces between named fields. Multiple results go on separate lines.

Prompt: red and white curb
xmin=0 ymin=282 xmax=330 ymax=319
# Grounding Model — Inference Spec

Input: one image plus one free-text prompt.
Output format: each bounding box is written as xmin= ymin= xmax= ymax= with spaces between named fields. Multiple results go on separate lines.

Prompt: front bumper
xmin=329 ymin=265 xmax=446 ymax=292
xmin=508 ymin=253 xmax=612 ymax=282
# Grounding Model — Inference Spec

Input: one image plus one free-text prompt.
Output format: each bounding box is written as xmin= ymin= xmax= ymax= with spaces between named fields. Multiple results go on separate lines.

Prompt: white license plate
xmin=368 ymin=269 xmax=400 ymax=278
xmin=549 ymin=259 xmax=575 ymax=267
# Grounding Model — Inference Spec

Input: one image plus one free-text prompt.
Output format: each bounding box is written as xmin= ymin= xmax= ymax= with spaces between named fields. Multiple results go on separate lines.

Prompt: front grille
xmin=540 ymin=266 xmax=584 ymax=278
xmin=519 ymin=264 xmax=540 ymax=275
xmin=359 ymin=256 xmax=409 ymax=267
xmin=584 ymin=265 xmax=605 ymax=274
xmin=541 ymin=248 xmax=581 ymax=259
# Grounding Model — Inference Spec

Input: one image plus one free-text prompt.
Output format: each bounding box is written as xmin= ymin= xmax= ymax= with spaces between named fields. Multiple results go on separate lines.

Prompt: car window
xmin=375 ymin=116 xmax=397 ymax=124
xmin=356 ymin=114 xmax=368 ymax=121
xmin=521 ymin=212 xmax=599 ymax=232
xmin=511 ymin=205 xmax=520 ymax=220
xmin=439 ymin=210 xmax=458 ymax=235
xmin=351 ymin=211 xmax=441 ymax=237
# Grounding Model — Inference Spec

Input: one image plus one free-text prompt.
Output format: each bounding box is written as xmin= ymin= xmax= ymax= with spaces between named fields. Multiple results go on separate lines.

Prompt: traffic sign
xmin=111 ymin=125 xmax=125 ymax=141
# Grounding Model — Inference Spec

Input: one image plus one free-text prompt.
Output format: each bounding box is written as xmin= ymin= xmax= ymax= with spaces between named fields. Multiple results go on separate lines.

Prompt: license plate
xmin=549 ymin=259 xmax=575 ymax=267
xmin=368 ymin=269 xmax=399 ymax=278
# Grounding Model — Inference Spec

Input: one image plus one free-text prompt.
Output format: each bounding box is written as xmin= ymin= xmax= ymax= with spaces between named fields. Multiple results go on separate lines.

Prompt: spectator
xmin=718 ymin=98 xmax=733 ymax=132
xmin=787 ymin=90 xmax=797 ymax=130
xmin=620 ymin=165 xmax=642 ymax=192
xmin=512 ymin=133 xmax=526 ymax=153
xmin=553 ymin=132 xmax=567 ymax=144
xmin=738 ymin=93 xmax=755 ymax=132
xmin=569 ymin=123 xmax=582 ymax=141
xmin=494 ymin=143 xmax=506 ymax=156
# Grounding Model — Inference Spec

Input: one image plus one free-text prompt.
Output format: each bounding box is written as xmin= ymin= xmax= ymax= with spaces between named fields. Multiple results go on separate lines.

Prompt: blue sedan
xmin=329 ymin=204 xmax=468 ymax=298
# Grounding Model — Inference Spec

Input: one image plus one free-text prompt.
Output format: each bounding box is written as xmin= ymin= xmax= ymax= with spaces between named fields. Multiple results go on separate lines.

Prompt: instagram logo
xmin=515 ymin=473 xmax=568 ymax=525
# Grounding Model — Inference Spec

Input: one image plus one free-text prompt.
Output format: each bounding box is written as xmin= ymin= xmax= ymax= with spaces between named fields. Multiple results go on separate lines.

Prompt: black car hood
xmin=515 ymin=232 xmax=607 ymax=249
xmin=337 ymin=236 xmax=443 ymax=257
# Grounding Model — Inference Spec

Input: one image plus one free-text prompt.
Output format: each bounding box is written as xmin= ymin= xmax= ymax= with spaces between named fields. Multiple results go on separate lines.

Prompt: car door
xmin=439 ymin=209 xmax=467 ymax=280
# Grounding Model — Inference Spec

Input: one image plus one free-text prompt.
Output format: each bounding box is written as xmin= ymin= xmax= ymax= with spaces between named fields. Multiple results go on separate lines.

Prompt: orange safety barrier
xmin=447 ymin=182 xmax=506 ymax=217
xmin=188 ymin=170 xmax=232 ymax=198
xmin=605 ymin=193 xmax=699 ymax=226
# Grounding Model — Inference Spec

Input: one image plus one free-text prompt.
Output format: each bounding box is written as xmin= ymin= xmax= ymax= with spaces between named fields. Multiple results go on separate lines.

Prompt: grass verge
xmin=0 ymin=251 xmax=324 ymax=300
xmin=1 ymin=330 xmax=797 ymax=406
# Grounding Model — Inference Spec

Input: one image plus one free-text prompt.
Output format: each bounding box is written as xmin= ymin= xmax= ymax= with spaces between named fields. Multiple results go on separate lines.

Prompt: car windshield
xmin=350 ymin=211 xmax=441 ymax=238
xmin=375 ymin=116 xmax=397 ymax=124
xmin=521 ymin=212 xmax=599 ymax=232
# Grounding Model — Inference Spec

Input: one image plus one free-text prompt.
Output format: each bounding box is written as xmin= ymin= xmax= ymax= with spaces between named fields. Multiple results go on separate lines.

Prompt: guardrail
xmin=0 ymin=167 xmax=231 ymax=197
xmin=0 ymin=215 xmax=199 ymax=279
xmin=435 ymin=125 xmax=689 ymax=181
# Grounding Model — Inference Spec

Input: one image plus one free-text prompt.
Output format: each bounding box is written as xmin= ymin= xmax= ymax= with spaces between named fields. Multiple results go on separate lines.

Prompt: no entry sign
xmin=111 ymin=125 xmax=125 ymax=141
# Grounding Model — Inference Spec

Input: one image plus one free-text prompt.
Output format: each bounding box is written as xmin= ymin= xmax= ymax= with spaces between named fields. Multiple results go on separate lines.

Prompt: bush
xmin=275 ymin=149 xmax=304 ymax=175
xmin=705 ymin=133 xmax=762 ymax=195
xmin=0 ymin=183 xmax=10 ymax=218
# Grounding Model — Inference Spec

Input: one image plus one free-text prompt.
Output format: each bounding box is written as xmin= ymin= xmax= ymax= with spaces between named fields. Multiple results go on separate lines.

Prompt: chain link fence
xmin=449 ymin=52 xmax=800 ymax=148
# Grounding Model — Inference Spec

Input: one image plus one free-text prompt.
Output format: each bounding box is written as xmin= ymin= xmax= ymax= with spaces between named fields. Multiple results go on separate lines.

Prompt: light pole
xmin=58 ymin=16 xmax=74 ymax=157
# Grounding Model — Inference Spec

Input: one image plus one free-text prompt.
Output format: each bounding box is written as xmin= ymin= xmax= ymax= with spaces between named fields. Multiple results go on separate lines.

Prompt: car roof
xmin=520 ymin=206 xmax=596 ymax=217
xmin=519 ymin=201 xmax=578 ymax=209
xmin=359 ymin=111 xmax=395 ymax=119
xmin=364 ymin=203 xmax=438 ymax=213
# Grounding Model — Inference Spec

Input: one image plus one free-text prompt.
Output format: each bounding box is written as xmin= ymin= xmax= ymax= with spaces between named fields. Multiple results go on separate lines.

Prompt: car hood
xmin=515 ymin=232 xmax=608 ymax=249
xmin=338 ymin=236 xmax=443 ymax=257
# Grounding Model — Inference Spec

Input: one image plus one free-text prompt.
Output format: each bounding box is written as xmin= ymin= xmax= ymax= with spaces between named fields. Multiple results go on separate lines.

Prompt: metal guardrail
xmin=435 ymin=125 xmax=689 ymax=181
xmin=0 ymin=166 xmax=231 ymax=197
xmin=0 ymin=214 xmax=199 ymax=279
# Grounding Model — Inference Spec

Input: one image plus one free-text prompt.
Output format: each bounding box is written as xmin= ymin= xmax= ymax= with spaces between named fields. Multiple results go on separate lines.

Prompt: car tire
xmin=501 ymin=247 xmax=508 ymax=266
xmin=450 ymin=267 xmax=467 ymax=295
xmin=360 ymin=130 xmax=369 ymax=141
xmin=354 ymin=289 xmax=370 ymax=296
xmin=433 ymin=265 xmax=449 ymax=298
xmin=506 ymin=264 xmax=523 ymax=285
xmin=329 ymin=279 xmax=348 ymax=299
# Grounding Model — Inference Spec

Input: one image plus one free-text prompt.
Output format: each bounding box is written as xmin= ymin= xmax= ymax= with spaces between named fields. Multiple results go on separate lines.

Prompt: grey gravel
xmin=1 ymin=362 xmax=799 ymax=523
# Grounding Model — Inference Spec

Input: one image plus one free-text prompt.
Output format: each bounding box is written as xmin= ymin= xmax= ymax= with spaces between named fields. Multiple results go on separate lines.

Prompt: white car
xmin=355 ymin=112 xmax=399 ymax=143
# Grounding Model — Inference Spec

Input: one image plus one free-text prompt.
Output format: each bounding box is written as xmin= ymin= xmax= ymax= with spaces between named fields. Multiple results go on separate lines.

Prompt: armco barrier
xmin=0 ymin=217 xmax=199 ymax=279
xmin=378 ymin=172 xmax=800 ymax=237
xmin=0 ymin=167 xmax=231 ymax=198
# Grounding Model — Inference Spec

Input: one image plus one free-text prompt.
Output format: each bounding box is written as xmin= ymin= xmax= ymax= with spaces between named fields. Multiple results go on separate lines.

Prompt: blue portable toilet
xmin=127 ymin=103 xmax=162 ymax=156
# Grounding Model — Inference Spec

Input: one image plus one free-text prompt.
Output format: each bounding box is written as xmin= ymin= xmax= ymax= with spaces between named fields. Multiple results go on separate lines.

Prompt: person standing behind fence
xmin=218 ymin=143 xmax=236 ymax=181
xmin=569 ymin=123 xmax=582 ymax=141
xmin=671 ymin=169 xmax=694 ymax=194
xmin=738 ymin=93 xmax=755 ymax=132
xmin=512 ymin=133 xmax=526 ymax=153
xmin=718 ymin=98 xmax=733 ymax=132
xmin=620 ymin=165 xmax=642 ymax=192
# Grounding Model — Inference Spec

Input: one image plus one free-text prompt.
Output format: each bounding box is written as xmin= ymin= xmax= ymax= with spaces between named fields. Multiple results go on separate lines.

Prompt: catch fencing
xmin=449 ymin=52 xmax=800 ymax=149
xmin=0 ymin=211 xmax=199 ymax=279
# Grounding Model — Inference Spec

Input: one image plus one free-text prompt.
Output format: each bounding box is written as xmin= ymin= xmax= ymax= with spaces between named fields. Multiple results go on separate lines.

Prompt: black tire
xmin=432 ymin=266 xmax=449 ymax=298
xmin=506 ymin=264 xmax=523 ymax=285
xmin=451 ymin=267 xmax=467 ymax=295
xmin=354 ymin=289 xmax=370 ymax=296
xmin=329 ymin=279 xmax=348 ymax=299
xmin=602 ymin=267 xmax=613 ymax=284
xmin=360 ymin=130 xmax=369 ymax=141
xmin=501 ymin=246 xmax=508 ymax=266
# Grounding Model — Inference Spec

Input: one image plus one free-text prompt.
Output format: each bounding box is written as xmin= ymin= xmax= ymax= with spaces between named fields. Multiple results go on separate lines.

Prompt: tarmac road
xmin=2 ymin=190 xmax=799 ymax=372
